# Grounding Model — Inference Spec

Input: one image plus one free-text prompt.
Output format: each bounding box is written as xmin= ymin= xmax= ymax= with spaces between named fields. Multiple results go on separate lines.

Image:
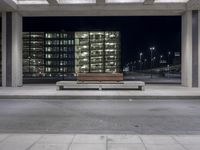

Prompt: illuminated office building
xmin=23 ymin=31 xmax=120 ymax=82
xmin=75 ymin=31 xmax=120 ymax=73
xmin=23 ymin=32 xmax=75 ymax=82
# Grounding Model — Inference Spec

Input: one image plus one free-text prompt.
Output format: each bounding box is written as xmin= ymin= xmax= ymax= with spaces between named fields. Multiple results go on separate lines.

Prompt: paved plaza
xmin=0 ymin=84 xmax=200 ymax=99
xmin=0 ymin=134 xmax=200 ymax=150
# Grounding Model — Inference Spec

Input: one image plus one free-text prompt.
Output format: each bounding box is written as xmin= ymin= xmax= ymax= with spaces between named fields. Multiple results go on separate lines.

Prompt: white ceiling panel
xmin=58 ymin=0 xmax=96 ymax=4
xmin=12 ymin=0 xmax=48 ymax=4
xmin=155 ymin=0 xmax=189 ymax=3
xmin=106 ymin=0 xmax=144 ymax=3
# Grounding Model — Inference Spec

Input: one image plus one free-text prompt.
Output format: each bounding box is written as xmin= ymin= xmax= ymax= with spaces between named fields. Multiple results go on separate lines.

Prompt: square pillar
xmin=198 ymin=11 xmax=200 ymax=87
xmin=1 ymin=12 xmax=22 ymax=87
xmin=182 ymin=11 xmax=192 ymax=87
xmin=181 ymin=10 xmax=200 ymax=88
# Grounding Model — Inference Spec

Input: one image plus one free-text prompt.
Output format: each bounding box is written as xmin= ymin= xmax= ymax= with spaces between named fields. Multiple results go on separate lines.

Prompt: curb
xmin=0 ymin=95 xmax=200 ymax=100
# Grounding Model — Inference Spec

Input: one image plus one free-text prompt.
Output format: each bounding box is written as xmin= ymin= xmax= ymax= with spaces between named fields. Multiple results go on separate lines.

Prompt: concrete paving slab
xmin=0 ymin=134 xmax=200 ymax=150
xmin=183 ymin=145 xmax=200 ymax=150
xmin=107 ymin=135 xmax=142 ymax=144
xmin=145 ymin=144 xmax=186 ymax=150
xmin=0 ymin=84 xmax=200 ymax=99
xmin=0 ymin=134 xmax=10 ymax=143
xmin=29 ymin=144 xmax=69 ymax=150
xmin=37 ymin=134 xmax=74 ymax=144
xmin=4 ymin=134 xmax=41 ymax=143
xmin=0 ymin=142 xmax=34 ymax=150
xmin=107 ymin=143 xmax=146 ymax=150
xmin=73 ymin=134 xmax=106 ymax=144
xmin=140 ymin=135 xmax=177 ymax=145
xmin=0 ymin=134 xmax=42 ymax=150
xmin=69 ymin=144 xmax=105 ymax=150
xmin=173 ymin=135 xmax=200 ymax=145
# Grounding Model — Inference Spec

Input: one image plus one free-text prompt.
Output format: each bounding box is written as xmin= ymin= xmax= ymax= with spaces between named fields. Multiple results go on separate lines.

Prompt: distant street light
xmin=160 ymin=55 xmax=163 ymax=66
xmin=139 ymin=52 xmax=143 ymax=70
xmin=144 ymin=59 xmax=147 ymax=69
xmin=150 ymin=47 xmax=155 ymax=78
xmin=152 ymin=56 xmax=156 ymax=66
xmin=167 ymin=51 xmax=171 ymax=78
xmin=168 ymin=51 xmax=171 ymax=65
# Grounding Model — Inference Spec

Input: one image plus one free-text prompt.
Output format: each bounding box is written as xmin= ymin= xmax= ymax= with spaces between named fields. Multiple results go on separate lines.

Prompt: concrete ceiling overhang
xmin=0 ymin=0 xmax=17 ymax=11
xmin=0 ymin=0 xmax=199 ymax=16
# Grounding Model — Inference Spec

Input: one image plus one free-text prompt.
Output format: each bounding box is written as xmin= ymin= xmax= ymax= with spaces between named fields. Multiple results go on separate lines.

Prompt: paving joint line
xmin=170 ymin=135 xmax=189 ymax=150
xmin=138 ymin=135 xmax=148 ymax=150
xmin=66 ymin=134 xmax=75 ymax=150
xmin=0 ymin=134 xmax=12 ymax=143
xmin=26 ymin=134 xmax=44 ymax=150
xmin=106 ymin=135 xmax=109 ymax=150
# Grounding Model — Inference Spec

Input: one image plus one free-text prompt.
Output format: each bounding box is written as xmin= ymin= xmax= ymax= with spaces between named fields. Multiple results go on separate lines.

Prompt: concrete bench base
xmin=56 ymin=81 xmax=145 ymax=91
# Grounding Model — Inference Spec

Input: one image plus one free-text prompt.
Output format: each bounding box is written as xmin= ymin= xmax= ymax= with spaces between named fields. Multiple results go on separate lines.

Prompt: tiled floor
xmin=0 ymin=134 xmax=199 ymax=150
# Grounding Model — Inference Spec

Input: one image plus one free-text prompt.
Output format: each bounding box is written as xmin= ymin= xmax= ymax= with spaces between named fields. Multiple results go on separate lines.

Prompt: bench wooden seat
xmin=77 ymin=73 xmax=123 ymax=81
xmin=77 ymin=81 xmax=124 ymax=84
xmin=56 ymin=81 xmax=145 ymax=91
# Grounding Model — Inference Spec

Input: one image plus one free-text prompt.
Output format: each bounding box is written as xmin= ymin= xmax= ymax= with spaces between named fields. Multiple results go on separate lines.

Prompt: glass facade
xmin=75 ymin=31 xmax=120 ymax=73
xmin=23 ymin=31 xmax=120 ymax=82
xmin=23 ymin=32 xmax=75 ymax=82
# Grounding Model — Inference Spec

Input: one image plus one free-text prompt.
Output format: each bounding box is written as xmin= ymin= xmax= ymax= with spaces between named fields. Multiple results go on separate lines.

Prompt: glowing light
xmin=81 ymin=52 xmax=88 ymax=56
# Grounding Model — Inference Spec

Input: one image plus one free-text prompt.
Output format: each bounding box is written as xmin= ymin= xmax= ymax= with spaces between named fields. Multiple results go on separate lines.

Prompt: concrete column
xmin=198 ymin=11 xmax=200 ymax=87
xmin=182 ymin=10 xmax=200 ymax=88
xmin=192 ymin=10 xmax=199 ymax=87
xmin=1 ymin=12 xmax=22 ymax=87
xmin=182 ymin=11 xmax=192 ymax=87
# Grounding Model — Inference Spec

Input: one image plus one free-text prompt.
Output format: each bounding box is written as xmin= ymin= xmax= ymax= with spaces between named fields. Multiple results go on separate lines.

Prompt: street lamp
xmin=139 ymin=52 xmax=143 ymax=70
xmin=150 ymin=47 xmax=155 ymax=78
xmin=167 ymin=51 xmax=171 ymax=78
xmin=160 ymin=55 xmax=163 ymax=67
xmin=168 ymin=51 xmax=171 ymax=65
xmin=144 ymin=59 xmax=147 ymax=69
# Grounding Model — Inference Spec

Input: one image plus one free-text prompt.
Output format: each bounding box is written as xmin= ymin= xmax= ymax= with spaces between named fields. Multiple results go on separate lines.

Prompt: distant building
xmin=23 ymin=31 xmax=121 ymax=82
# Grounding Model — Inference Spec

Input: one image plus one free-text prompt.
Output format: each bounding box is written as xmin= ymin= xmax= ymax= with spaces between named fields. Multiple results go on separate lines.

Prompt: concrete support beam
xmin=1 ymin=12 xmax=22 ymax=87
xmin=47 ymin=0 xmax=59 ymax=5
xmin=144 ymin=0 xmax=154 ymax=5
xmin=198 ymin=11 xmax=200 ymax=87
xmin=187 ymin=0 xmax=200 ymax=10
xmin=182 ymin=11 xmax=192 ymax=87
xmin=18 ymin=3 xmax=186 ymax=16
xmin=0 ymin=0 xmax=17 ymax=11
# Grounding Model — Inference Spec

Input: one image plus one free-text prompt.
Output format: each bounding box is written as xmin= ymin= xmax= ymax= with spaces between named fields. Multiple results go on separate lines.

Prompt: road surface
xmin=0 ymin=99 xmax=200 ymax=134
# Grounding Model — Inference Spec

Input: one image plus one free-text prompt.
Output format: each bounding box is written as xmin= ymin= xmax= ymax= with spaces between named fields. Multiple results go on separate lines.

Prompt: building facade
xmin=23 ymin=31 xmax=120 ymax=82
xmin=75 ymin=31 xmax=120 ymax=73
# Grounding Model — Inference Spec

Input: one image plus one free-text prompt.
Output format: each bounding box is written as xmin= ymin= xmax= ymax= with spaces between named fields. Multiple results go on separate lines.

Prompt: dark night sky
xmin=23 ymin=16 xmax=181 ymax=66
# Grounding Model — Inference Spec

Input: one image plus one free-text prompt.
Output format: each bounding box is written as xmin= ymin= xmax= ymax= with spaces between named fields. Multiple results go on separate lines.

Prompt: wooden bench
xmin=77 ymin=73 xmax=123 ymax=81
xmin=56 ymin=81 xmax=145 ymax=91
